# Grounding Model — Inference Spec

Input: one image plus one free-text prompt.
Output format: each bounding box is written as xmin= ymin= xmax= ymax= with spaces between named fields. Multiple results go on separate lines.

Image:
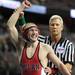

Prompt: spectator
xmin=0 ymin=24 xmax=20 ymax=75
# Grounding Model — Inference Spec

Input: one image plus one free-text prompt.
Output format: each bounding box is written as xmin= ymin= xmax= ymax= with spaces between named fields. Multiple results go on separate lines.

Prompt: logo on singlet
xmin=21 ymin=64 xmax=40 ymax=71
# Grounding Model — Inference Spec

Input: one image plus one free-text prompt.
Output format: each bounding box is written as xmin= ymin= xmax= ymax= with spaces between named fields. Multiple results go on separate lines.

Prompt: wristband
xmin=19 ymin=16 xmax=26 ymax=26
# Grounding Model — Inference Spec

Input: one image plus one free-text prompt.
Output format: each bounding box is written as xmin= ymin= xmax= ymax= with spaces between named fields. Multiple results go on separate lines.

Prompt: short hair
xmin=49 ymin=15 xmax=63 ymax=25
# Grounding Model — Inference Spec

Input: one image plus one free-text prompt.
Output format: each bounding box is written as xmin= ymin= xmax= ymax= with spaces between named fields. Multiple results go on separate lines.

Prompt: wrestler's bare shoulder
xmin=40 ymin=42 xmax=53 ymax=53
xmin=40 ymin=42 xmax=52 ymax=49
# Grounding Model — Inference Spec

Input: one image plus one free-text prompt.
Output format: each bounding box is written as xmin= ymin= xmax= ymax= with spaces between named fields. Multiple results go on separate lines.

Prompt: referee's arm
xmin=64 ymin=43 xmax=74 ymax=73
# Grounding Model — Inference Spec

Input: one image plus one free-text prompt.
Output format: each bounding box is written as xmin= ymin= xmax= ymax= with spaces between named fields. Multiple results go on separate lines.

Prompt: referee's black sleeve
xmin=64 ymin=42 xmax=74 ymax=65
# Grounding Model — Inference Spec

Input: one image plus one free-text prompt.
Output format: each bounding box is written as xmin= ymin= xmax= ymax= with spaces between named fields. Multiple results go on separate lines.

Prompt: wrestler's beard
xmin=26 ymin=37 xmax=35 ymax=43
xmin=23 ymin=33 xmax=38 ymax=43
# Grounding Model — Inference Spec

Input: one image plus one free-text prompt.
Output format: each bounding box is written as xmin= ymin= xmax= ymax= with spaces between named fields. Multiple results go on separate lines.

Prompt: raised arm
xmin=7 ymin=0 xmax=31 ymax=42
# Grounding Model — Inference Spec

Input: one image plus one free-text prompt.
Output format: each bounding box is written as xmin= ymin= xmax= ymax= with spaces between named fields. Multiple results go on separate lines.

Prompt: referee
xmin=38 ymin=15 xmax=74 ymax=75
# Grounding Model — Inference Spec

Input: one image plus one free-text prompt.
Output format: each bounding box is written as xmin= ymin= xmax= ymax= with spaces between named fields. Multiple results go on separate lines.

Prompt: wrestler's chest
xmin=26 ymin=48 xmax=36 ymax=58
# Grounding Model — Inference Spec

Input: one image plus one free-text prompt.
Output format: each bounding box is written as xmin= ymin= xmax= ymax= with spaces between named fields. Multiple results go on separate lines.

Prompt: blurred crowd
xmin=0 ymin=20 xmax=21 ymax=75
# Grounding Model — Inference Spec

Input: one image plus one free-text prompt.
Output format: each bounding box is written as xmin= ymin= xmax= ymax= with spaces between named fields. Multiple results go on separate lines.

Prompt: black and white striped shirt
xmin=38 ymin=35 xmax=74 ymax=74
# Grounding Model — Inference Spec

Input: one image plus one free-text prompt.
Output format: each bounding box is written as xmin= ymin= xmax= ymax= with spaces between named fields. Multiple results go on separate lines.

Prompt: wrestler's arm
xmin=47 ymin=45 xmax=71 ymax=75
xmin=7 ymin=0 xmax=31 ymax=42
